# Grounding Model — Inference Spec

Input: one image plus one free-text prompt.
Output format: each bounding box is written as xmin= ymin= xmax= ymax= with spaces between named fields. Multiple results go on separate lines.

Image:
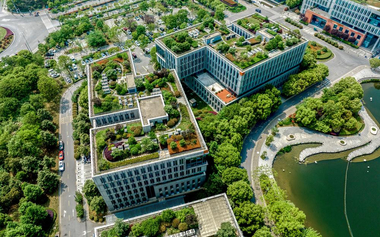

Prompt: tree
xmin=203 ymin=173 xmax=227 ymax=196
xmin=222 ymin=167 xmax=249 ymax=185
xmin=37 ymin=76 xmax=60 ymax=101
xmin=139 ymin=1 xmax=149 ymax=11
xmin=212 ymin=143 xmax=241 ymax=169
xmin=370 ymin=58 xmax=380 ymax=69
xmin=253 ymin=226 xmax=272 ymax=237
xmin=233 ymin=202 xmax=265 ymax=235
xmin=111 ymin=218 xmax=130 ymax=237
xmin=217 ymin=222 xmax=237 ymax=237
xmin=20 ymin=156 xmax=41 ymax=174
xmin=87 ymin=30 xmax=106 ymax=47
xmin=0 ymin=213 xmax=12 ymax=229
xmin=141 ymin=218 xmax=160 ymax=236
xmin=227 ymin=181 xmax=253 ymax=204
xmin=136 ymin=25 xmax=146 ymax=37
xmin=37 ymin=169 xmax=59 ymax=194
xmin=40 ymin=130 xmax=58 ymax=149
xmin=90 ymin=196 xmax=107 ymax=214
xmin=19 ymin=203 xmax=47 ymax=226
xmin=23 ymin=184 xmax=44 ymax=203
xmin=41 ymin=120 xmax=57 ymax=132
xmin=162 ymin=209 xmax=175 ymax=222
xmin=58 ymin=55 xmax=71 ymax=70
xmin=268 ymin=201 xmax=306 ymax=236
xmin=215 ymin=10 xmax=224 ymax=21
xmin=5 ymin=223 xmax=44 ymax=237
xmin=301 ymin=50 xmax=317 ymax=70
xmin=83 ymin=180 xmax=100 ymax=201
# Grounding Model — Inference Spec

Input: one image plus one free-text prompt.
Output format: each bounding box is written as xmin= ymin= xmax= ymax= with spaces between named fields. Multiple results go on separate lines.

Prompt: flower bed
xmin=167 ymin=134 xmax=201 ymax=154
xmin=0 ymin=27 xmax=14 ymax=53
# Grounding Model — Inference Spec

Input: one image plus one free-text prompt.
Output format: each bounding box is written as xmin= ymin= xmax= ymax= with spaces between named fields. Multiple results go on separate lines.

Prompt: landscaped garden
xmin=0 ymin=27 xmax=14 ymax=53
xmin=100 ymin=207 xmax=199 ymax=237
xmin=280 ymin=77 xmax=365 ymax=135
xmin=92 ymin=52 xmax=132 ymax=114
xmin=307 ymin=41 xmax=333 ymax=60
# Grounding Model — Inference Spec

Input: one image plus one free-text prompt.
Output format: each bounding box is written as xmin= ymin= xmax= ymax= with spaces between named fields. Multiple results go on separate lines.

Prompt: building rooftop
xmin=196 ymin=72 xmax=237 ymax=105
xmin=89 ymin=71 xmax=208 ymax=175
xmin=138 ymin=95 xmax=167 ymax=126
xmin=94 ymin=193 xmax=243 ymax=237
xmin=156 ymin=15 xmax=306 ymax=71
xmin=126 ymin=74 xmax=135 ymax=90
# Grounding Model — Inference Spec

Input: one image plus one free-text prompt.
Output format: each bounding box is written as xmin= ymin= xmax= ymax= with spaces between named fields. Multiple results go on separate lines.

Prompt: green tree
xmin=286 ymin=0 xmax=302 ymax=8
xmin=222 ymin=167 xmax=249 ymax=185
xmin=215 ymin=10 xmax=225 ymax=21
xmin=83 ymin=180 xmax=100 ymax=201
xmin=253 ymin=226 xmax=272 ymax=237
xmin=22 ymin=184 xmax=44 ymax=203
xmin=212 ymin=143 xmax=241 ymax=169
xmin=217 ymin=222 xmax=237 ymax=237
xmin=87 ymin=30 xmax=107 ymax=47
xmin=19 ymin=203 xmax=47 ymax=226
xmin=369 ymin=58 xmax=380 ymax=69
xmin=109 ymin=218 xmax=130 ymax=237
xmin=40 ymin=130 xmax=58 ymax=149
xmin=37 ymin=75 xmax=60 ymax=101
xmin=139 ymin=1 xmax=149 ymax=11
xmin=5 ymin=222 xmax=44 ymax=237
xmin=233 ymin=202 xmax=265 ymax=235
xmin=90 ymin=196 xmax=107 ymax=214
xmin=20 ymin=156 xmax=41 ymax=174
xmin=37 ymin=169 xmax=59 ymax=194
xmin=162 ymin=209 xmax=175 ymax=222
xmin=227 ymin=181 xmax=253 ymax=204
xmin=140 ymin=218 xmax=160 ymax=236
xmin=0 ymin=213 xmax=12 ymax=229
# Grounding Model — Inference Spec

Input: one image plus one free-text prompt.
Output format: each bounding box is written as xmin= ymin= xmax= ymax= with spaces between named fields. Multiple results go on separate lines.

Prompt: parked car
xmin=59 ymin=161 xmax=65 ymax=171
xmin=81 ymin=61 xmax=85 ymax=65
xmin=59 ymin=141 xmax=64 ymax=150
xmin=59 ymin=150 xmax=64 ymax=160
xmin=135 ymin=41 xmax=140 ymax=46
xmin=132 ymin=52 xmax=137 ymax=59
xmin=255 ymin=8 xmax=261 ymax=13
xmin=101 ymin=53 xmax=106 ymax=57
xmin=145 ymin=47 xmax=150 ymax=54
xmin=74 ymin=74 xmax=78 ymax=80
xmin=68 ymin=65 xmax=73 ymax=71
xmin=72 ymin=64 xmax=77 ymax=70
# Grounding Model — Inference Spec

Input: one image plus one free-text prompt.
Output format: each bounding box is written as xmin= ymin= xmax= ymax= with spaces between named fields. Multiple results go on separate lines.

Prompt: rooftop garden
xmin=214 ymin=35 xmax=268 ymax=69
xmin=95 ymin=123 xmax=163 ymax=171
xmin=100 ymin=208 xmax=198 ymax=237
xmin=161 ymin=18 xmax=218 ymax=54
xmin=91 ymin=52 xmax=133 ymax=114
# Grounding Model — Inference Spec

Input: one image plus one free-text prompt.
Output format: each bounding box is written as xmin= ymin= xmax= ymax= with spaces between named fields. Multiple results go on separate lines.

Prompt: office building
xmin=87 ymin=57 xmax=209 ymax=211
xmin=155 ymin=15 xmax=308 ymax=111
xmin=301 ymin=0 xmax=380 ymax=52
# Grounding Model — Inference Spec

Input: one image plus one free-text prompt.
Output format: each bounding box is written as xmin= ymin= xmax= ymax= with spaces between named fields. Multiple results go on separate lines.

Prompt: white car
xmin=72 ymin=64 xmax=77 ymax=70
xmin=59 ymin=161 xmax=65 ymax=171
xmin=135 ymin=41 xmax=140 ymax=46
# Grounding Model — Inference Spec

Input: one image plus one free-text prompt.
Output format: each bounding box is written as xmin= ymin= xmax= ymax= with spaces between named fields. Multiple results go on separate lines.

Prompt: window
xmin=154 ymin=165 xmax=159 ymax=171
xmin=350 ymin=32 xmax=355 ymax=37
xmin=339 ymin=26 xmax=343 ymax=31
xmin=333 ymin=24 xmax=337 ymax=29
xmin=160 ymin=164 xmax=165 ymax=169
xmin=357 ymin=35 xmax=361 ymax=39
xmin=141 ymin=168 xmax=146 ymax=173
xmin=134 ymin=170 xmax=139 ymax=175
xmin=148 ymin=167 xmax=152 ymax=172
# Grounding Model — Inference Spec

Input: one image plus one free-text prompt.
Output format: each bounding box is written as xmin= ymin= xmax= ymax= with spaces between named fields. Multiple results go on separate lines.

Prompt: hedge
xmin=316 ymin=51 xmax=332 ymax=60
xmin=108 ymin=152 xmax=159 ymax=169
xmin=322 ymin=31 xmax=359 ymax=49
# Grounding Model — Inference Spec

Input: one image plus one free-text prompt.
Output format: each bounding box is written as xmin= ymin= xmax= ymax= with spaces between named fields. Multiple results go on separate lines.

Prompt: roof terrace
xmin=90 ymin=71 xmax=208 ymax=175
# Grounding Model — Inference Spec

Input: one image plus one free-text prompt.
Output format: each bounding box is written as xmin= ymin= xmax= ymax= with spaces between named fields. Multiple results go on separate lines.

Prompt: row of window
xmin=99 ymin=159 xmax=185 ymax=184
xmin=95 ymin=112 xmax=136 ymax=126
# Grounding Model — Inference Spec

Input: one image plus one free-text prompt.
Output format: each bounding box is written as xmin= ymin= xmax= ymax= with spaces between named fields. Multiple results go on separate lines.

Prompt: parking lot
xmin=132 ymin=42 xmax=155 ymax=75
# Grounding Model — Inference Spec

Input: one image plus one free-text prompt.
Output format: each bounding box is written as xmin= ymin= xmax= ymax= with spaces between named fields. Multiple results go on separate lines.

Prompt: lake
xmin=273 ymin=82 xmax=380 ymax=237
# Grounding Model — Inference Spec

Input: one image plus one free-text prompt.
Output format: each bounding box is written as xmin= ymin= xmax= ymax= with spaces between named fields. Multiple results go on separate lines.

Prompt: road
xmin=59 ymin=81 xmax=100 ymax=237
xmin=227 ymin=1 xmax=370 ymax=202
xmin=0 ymin=6 xmax=59 ymax=57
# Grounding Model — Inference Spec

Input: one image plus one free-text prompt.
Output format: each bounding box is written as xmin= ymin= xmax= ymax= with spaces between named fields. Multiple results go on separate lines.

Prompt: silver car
xmin=59 ymin=161 xmax=65 ymax=171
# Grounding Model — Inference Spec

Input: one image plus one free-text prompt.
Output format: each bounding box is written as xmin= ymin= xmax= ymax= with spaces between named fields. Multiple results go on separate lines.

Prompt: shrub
xmin=260 ymin=151 xmax=267 ymax=160
xmin=178 ymin=223 xmax=188 ymax=231
xmin=339 ymin=45 xmax=344 ymax=50
xmin=174 ymin=91 xmax=181 ymax=97
xmin=322 ymin=47 xmax=328 ymax=52
xmin=170 ymin=141 xmax=177 ymax=150
xmin=317 ymin=50 xmax=321 ymax=55
xmin=130 ymin=147 xmax=139 ymax=155
xmin=167 ymin=118 xmax=178 ymax=128
xmin=179 ymin=139 xmax=186 ymax=147
xmin=172 ymin=218 xmax=180 ymax=228
xmin=311 ymin=41 xmax=317 ymax=46
xmin=133 ymin=126 xmax=142 ymax=136
xmin=74 ymin=152 xmax=80 ymax=160
xmin=76 ymin=204 xmax=84 ymax=218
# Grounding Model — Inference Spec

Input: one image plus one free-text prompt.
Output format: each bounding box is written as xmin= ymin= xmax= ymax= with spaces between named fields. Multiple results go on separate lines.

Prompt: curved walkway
xmin=258 ymin=106 xmax=379 ymax=169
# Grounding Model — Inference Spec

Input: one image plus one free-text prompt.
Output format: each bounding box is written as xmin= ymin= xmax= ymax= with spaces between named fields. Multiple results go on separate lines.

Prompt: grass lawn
xmin=178 ymin=103 xmax=193 ymax=130
xmin=307 ymin=42 xmax=334 ymax=61
xmin=0 ymin=27 xmax=7 ymax=40
xmin=182 ymin=83 xmax=213 ymax=114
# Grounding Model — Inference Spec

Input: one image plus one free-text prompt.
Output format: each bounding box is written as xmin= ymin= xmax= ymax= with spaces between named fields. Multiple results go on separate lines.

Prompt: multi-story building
xmin=87 ymin=56 xmax=209 ymax=212
xmin=94 ymin=194 xmax=243 ymax=237
xmin=155 ymin=15 xmax=308 ymax=111
xmin=301 ymin=0 xmax=380 ymax=52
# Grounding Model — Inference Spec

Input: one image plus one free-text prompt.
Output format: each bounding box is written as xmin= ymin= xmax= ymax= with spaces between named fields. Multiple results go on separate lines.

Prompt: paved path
xmin=255 ymin=66 xmax=380 ymax=171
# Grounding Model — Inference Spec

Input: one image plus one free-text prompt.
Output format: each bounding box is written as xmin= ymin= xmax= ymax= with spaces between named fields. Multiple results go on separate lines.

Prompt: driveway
xmin=132 ymin=42 xmax=155 ymax=75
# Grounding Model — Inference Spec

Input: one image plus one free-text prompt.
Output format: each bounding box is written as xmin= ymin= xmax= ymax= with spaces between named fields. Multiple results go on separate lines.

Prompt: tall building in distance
xmin=87 ymin=52 xmax=208 ymax=212
xmin=301 ymin=0 xmax=380 ymax=52
xmin=155 ymin=15 xmax=308 ymax=111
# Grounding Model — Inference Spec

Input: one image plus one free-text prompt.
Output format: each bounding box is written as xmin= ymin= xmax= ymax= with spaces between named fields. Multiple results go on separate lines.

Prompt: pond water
xmin=273 ymin=82 xmax=380 ymax=237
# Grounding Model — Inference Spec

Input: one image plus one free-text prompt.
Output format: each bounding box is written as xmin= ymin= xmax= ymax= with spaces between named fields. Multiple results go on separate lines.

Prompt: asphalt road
xmin=59 ymin=81 xmax=100 ymax=237
xmin=0 ymin=1 xmax=59 ymax=58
